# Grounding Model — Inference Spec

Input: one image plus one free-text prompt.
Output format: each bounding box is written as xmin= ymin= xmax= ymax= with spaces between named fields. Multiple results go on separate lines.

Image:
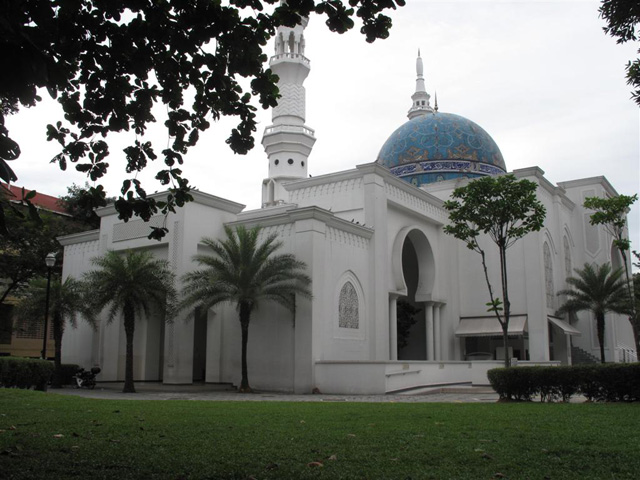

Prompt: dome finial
xmin=434 ymin=91 xmax=439 ymax=113
xmin=408 ymin=49 xmax=433 ymax=120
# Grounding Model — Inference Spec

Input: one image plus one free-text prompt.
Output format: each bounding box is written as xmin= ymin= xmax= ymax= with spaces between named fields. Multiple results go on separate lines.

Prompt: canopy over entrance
xmin=455 ymin=315 xmax=528 ymax=337
xmin=548 ymin=316 xmax=581 ymax=336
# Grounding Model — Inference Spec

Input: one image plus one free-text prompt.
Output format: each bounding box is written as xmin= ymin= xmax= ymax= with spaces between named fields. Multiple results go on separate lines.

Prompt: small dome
xmin=377 ymin=112 xmax=506 ymax=187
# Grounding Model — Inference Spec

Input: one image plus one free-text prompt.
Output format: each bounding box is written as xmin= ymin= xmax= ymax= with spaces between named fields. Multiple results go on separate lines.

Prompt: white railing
xmin=263 ymin=124 xmax=315 ymax=137
xmin=616 ymin=343 xmax=638 ymax=363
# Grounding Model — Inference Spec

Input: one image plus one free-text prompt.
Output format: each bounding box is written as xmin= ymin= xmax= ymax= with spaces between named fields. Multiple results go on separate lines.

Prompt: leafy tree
xmin=557 ymin=263 xmax=629 ymax=363
xmin=180 ymin=225 xmax=311 ymax=392
xmin=83 ymin=250 xmax=177 ymax=393
xmin=599 ymin=0 xmax=640 ymax=106
xmin=584 ymin=194 xmax=638 ymax=353
xmin=15 ymin=277 xmax=94 ymax=387
xmin=0 ymin=197 xmax=77 ymax=305
xmin=443 ymin=175 xmax=546 ymax=367
xmin=58 ymin=182 xmax=115 ymax=230
xmin=1 ymin=0 xmax=404 ymax=239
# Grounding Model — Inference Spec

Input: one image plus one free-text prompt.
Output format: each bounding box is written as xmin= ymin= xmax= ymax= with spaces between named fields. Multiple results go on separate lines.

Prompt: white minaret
xmin=261 ymin=18 xmax=316 ymax=207
xmin=407 ymin=50 xmax=435 ymax=119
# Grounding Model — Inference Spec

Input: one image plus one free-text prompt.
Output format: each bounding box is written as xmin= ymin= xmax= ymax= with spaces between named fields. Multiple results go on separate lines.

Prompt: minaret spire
xmin=407 ymin=49 xmax=434 ymax=119
xmin=261 ymin=17 xmax=316 ymax=207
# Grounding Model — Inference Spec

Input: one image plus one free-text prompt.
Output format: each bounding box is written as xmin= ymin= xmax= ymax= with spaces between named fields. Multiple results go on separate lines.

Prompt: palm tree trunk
xmin=239 ymin=302 xmax=251 ymax=393
xmin=52 ymin=311 xmax=63 ymax=388
xmin=123 ymin=302 xmax=136 ymax=393
xmin=596 ymin=313 xmax=606 ymax=363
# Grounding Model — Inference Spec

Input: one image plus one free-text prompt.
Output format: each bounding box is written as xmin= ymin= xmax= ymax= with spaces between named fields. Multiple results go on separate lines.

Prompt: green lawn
xmin=0 ymin=389 xmax=638 ymax=479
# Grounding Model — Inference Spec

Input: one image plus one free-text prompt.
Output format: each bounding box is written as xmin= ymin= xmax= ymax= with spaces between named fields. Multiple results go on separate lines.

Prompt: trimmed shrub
xmin=488 ymin=363 xmax=640 ymax=402
xmin=0 ymin=358 xmax=54 ymax=391
xmin=487 ymin=367 xmax=538 ymax=401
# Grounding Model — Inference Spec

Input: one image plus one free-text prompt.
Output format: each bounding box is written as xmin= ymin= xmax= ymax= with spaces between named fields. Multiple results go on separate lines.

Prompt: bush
xmin=488 ymin=363 xmax=640 ymax=402
xmin=487 ymin=367 xmax=538 ymax=401
xmin=0 ymin=358 xmax=54 ymax=391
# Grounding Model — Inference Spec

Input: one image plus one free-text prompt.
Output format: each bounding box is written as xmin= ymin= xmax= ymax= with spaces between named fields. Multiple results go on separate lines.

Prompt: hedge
xmin=488 ymin=363 xmax=640 ymax=402
xmin=0 ymin=357 xmax=54 ymax=391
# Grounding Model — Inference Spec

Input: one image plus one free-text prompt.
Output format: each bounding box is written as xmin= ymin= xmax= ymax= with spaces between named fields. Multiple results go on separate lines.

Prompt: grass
xmin=0 ymin=390 xmax=638 ymax=479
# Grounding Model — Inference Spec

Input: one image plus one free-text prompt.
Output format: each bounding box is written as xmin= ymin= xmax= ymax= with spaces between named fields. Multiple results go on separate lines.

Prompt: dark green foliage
xmin=83 ymin=250 xmax=177 ymax=393
xmin=1 ymin=1 xmax=404 ymax=239
xmin=57 ymin=182 xmax=115 ymax=230
xmin=557 ymin=263 xmax=630 ymax=363
xmin=181 ymin=225 xmax=311 ymax=392
xmin=443 ymin=175 xmax=546 ymax=367
xmin=0 ymin=200 xmax=78 ymax=305
xmin=487 ymin=366 xmax=539 ymax=401
xmin=488 ymin=364 xmax=640 ymax=402
xmin=584 ymin=193 xmax=638 ymax=353
xmin=0 ymin=357 xmax=54 ymax=390
xmin=15 ymin=277 xmax=95 ymax=387
xmin=599 ymin=0 xmax=640 ymax=105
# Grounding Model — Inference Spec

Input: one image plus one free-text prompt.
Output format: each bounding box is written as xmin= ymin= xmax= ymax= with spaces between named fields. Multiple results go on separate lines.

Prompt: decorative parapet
xmin=288 ymin=177 xmax=363 ymax=203
xmin=385 ymin=181 xmax=447 ymax=223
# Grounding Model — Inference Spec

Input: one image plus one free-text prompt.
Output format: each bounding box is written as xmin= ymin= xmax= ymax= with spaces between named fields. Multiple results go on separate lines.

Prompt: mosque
xmin=60 ymin=19 xmax=635 ymax=393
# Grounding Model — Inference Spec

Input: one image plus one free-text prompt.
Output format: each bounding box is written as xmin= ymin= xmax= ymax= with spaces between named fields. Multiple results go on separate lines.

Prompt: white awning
xmin=548 ymin=316 xmax=581 ymax=336
xmin=455 ymin=315 xmax=527 ymax=337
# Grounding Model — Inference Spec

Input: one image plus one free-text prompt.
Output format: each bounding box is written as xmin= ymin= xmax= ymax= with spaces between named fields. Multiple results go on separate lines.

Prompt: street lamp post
xmin=41 ymin=253 xmax=56 ymax=360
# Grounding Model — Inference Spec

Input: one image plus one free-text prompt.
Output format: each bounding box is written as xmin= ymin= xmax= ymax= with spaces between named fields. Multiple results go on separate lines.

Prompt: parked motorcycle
xmin=73 ymin=367 xmax=101 ymax=389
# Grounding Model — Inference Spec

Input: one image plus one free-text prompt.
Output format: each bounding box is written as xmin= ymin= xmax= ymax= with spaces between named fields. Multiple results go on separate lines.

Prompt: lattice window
xmin=543 ymin=242 xmax=554 ymax=308
xmin=563 ymin=236 xmax=572 ymax=279
xmin=15 ymin=318 xmax=44 ymax=339
xmin=338 ymin=281 xmax=359 ymax=329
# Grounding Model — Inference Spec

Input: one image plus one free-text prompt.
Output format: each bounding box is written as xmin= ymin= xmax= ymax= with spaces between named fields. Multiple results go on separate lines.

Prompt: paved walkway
xmin=50 ymin=382 xmax=500 ymax=403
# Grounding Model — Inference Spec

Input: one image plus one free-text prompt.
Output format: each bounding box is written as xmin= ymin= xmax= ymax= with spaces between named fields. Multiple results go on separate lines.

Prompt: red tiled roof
xmin=1 ymin=182 xmax=69 ymax=215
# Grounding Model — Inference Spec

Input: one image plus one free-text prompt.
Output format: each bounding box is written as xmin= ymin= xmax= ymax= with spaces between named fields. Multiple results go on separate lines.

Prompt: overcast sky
xmin=6 ymin=0 xmax=639 ymax=253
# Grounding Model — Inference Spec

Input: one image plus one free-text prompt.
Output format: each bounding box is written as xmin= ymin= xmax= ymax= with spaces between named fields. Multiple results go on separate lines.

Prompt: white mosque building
xmin=60 ymin=19 xmax=635 ymax=394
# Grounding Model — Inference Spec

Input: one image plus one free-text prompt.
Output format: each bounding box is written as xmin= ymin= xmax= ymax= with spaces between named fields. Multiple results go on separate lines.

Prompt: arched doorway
xmin=391 ymin=228 xmax=436 ymax=361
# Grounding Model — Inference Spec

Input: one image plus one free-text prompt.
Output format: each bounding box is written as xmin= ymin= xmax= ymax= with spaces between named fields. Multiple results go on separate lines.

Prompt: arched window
xmin=563 ymin=236 xmax=572 ymax=279
xmin=338 ymin=281 xmax=359 ymax=329
xmin=543 ymin=242 xmax=554 ymax=308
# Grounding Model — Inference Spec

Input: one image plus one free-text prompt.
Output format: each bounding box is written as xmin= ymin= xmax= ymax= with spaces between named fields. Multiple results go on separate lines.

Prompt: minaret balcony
xmin=270 ymin=53 xmax=310 ymax=67
xmin=264 ymin=124 xmax=315 ymax=137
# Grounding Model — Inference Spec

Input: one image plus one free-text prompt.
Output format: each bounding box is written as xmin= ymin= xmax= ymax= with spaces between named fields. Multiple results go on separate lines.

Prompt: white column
xmin=425 ymin=302 xmax=434 ymax=361
xmin=434 ymin=304 xmax=441 ymax=361
xmin=389 ymin=296 xmax=398 ymax=361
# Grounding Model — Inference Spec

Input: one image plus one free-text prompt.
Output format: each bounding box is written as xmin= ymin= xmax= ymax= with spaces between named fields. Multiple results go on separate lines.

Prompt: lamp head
xmin=45 ymin=252 xmax=56 ymax=269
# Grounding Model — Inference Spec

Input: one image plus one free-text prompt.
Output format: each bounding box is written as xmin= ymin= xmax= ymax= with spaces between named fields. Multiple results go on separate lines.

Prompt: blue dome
xmin=377 ymin=112 xmax=506 ymax=187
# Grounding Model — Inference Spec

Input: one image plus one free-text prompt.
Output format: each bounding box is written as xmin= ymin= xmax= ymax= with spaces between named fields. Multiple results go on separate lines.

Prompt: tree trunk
xmin=596 ymin=313 xmax=606 ymax=363
xmin=499 ymin=245 xmax=511 ymax=368
xmin=52 ymin=311 xmax=63 ymax=388
xmin=123 ymin=303 xmax=136 ymax=393
xmin=239 ymin=302 xmax=252 ymax=393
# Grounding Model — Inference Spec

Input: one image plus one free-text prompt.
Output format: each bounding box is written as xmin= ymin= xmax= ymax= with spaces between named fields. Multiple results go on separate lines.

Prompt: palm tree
xmin=15 ymin=276 xmax=94 ymax=387
xmin=83 ymin=250 xmax=177 ymax=393
xmin=181 ymin=225 xmax=311 ymax=392
xmin=557 ymin=263 xmax=629 ymax=363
